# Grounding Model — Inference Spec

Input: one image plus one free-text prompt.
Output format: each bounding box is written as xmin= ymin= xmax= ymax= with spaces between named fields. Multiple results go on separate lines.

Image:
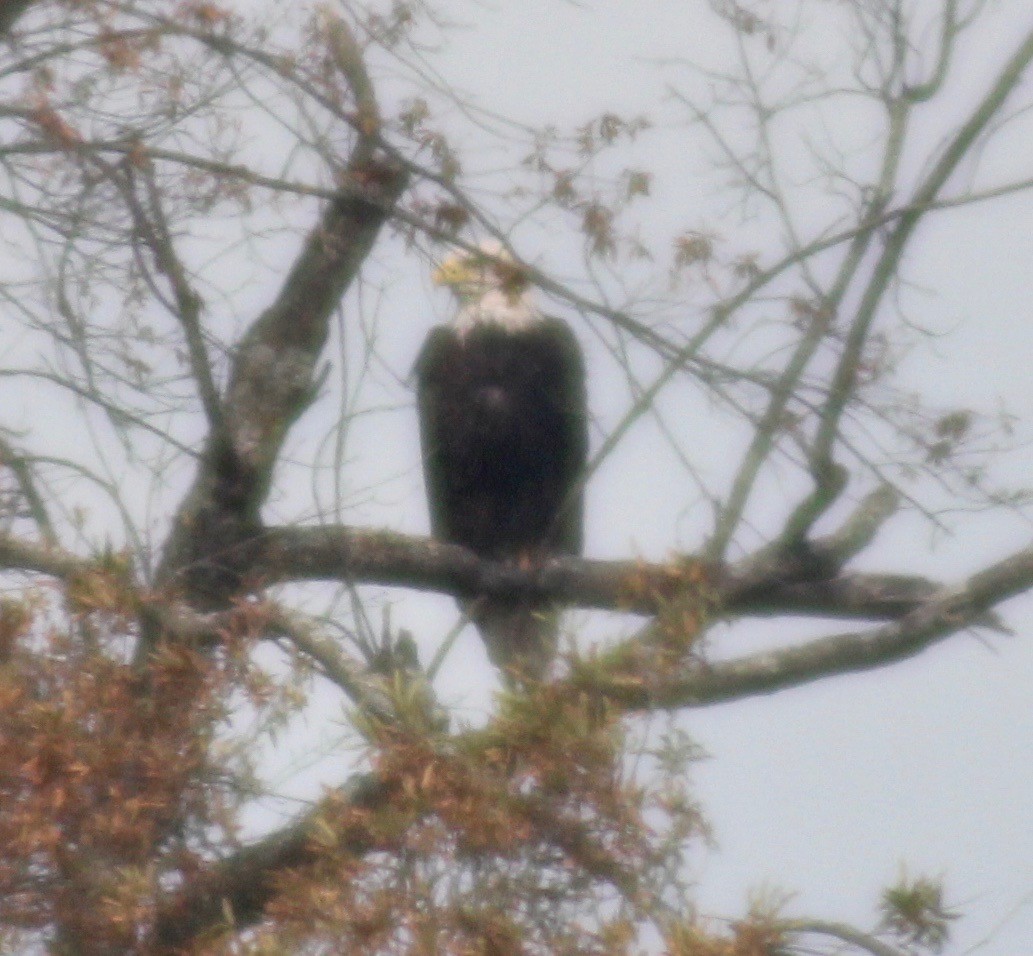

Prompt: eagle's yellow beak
xmin=432 ymin=255 xmax=476 ymax=288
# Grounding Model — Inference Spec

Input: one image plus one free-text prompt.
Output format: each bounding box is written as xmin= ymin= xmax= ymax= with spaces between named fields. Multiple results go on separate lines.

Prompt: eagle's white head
xmin=433 ymin=240 xmax=540 ymax=333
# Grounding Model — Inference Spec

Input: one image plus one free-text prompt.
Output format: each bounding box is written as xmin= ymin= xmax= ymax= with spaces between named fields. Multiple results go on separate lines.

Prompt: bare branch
xmin=782 ymin=919 xmax=907 ymax=956
xmin=0 ymin=527 xmax=89 ymax=580
xmin=153 ymin=139 xmax=407 ymax=607
xmin=108 ymin=157 xmax=224 ymax=432
xmin=0 ymin=434 xmax=56 ymax=543
xmin=709 ymin=299 xmax=836 ymax=558
xmin=812 ymin=27 xmax=1033 ymax=470
xmin=246 ymin=523 xmax=1011 ymax=632
xmin=814 ymin=485 xmax=900 ymax=563
xmin=270 ymin=607 xmax=401 ymax=721
xmin=598 ymin=542 xmax=1033 ymax=710
xmin=323 ymin=12 xmax=380 ymax=156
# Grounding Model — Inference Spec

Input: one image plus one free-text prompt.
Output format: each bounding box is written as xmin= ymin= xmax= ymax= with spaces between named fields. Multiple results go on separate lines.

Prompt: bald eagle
xmin=415 ymin=243 xmax=587 ymax=679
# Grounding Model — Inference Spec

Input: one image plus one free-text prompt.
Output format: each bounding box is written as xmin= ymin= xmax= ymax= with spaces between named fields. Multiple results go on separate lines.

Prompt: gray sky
xmin=336 ymin=2 xmax=1033 ymax=951
xmin=5 ymin=1 xmax=1029 ymax=950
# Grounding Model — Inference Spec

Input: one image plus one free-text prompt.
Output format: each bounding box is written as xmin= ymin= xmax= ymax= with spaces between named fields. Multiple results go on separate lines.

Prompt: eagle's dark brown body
xmin=415 ymin=318 xmax=587 ymax=677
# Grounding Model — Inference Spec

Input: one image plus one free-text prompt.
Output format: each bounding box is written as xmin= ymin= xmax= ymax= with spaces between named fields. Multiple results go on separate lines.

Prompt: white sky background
xmin=3 ymin=0 xmax=1030 ymax=950
xmin=316 ymin=1 xmax=1032 ymax=951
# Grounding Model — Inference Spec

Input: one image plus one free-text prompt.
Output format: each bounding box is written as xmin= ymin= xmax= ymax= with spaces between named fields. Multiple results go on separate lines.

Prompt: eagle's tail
xmin=465 ymin=598 xmax=559 ymax=682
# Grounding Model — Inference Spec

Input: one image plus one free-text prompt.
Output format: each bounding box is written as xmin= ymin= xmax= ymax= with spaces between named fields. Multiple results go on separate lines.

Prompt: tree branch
xmin=3 ymin=517 xmax=1019 ymax=639
xmin=592 ymin=542 xmax=1033 ymax=710
xmin=248 ymin=523 xmax=966 ymax=625
xmin=0 ymin=0 xmax=38 ymax=37
xmin=2 ymin=509 xmax=1024 ymax=718
xmin=6 ymin=514 xmax=1021 ymax=726
xmin=0 ymin=529 xmax=90 ymax=580
xmin=0 ymin=434 xmax=56 ymax=544
xmin=151 ymin=41 xmax=408 ymax=610
xmin=782 ymin=919 xmax=907 ymax=956
xmin=152 ymin=774 xmax=390 ymax=949
xmin=97 ymin=155 xmax=227 ymax=437
xmin=811 ymin=27 xmax=1033 ymax=469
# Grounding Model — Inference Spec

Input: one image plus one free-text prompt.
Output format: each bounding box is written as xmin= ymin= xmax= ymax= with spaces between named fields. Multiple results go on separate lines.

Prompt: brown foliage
xmin=0 ymin=597 xmax=248 ymax=951
xmin=241 ymin=687 xmax=701 ymax=953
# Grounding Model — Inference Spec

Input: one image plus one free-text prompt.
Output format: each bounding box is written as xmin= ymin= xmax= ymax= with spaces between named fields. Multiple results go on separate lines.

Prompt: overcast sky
xmin=314 ymin=2 xmax=1033 ymax=951
xmin=0 ymin=0 xmax=1030 ymax=950
xmin=12 ymin=1 xmax=1018 ymax=950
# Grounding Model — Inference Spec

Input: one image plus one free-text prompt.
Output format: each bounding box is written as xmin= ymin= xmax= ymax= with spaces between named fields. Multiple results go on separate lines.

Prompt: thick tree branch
xmin=148 ymin=22 xmax=408 ymax=616
xmin=154 ymin=153 xmax=406 ymax=601
xmin=152 ymin=774 xmax=390 ymax=949
xmin=0 ymin=0 xmax=37 ymax=37
xmin=323 ymin=13 xmax=379 ymax=157
xmin=1 ymin=511 xmax=1024 ymax=719
xmin=591 ymin=543 xmax=1033 ymax=709
xmin=4 ymin=518 xmax=1020 ymax=641
xmin=2 ymin=515 xmax=1010 ymax=629
xmin=0 ymin=529 xmax=90 ymax=579
xmin=247 ymin=524 xmax=956 ymax=623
